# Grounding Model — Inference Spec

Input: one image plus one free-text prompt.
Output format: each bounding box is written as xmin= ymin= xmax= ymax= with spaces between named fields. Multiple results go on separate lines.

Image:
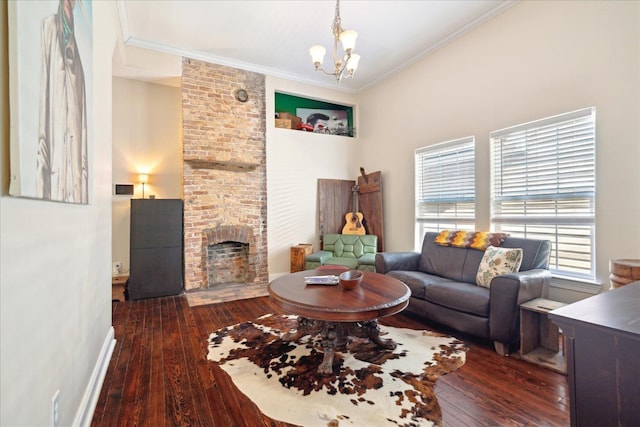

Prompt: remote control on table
xmin=304 ymin=275 xmax=339 ymax=285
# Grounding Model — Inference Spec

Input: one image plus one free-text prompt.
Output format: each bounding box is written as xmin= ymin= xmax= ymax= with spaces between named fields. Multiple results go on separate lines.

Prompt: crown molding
xmin=114 ymin=0 xmax=515 ymax=94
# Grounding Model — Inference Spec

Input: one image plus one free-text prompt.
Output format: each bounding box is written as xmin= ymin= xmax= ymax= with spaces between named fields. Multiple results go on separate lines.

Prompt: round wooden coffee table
xmin=268 ymin=268 xmax=410 ymax=375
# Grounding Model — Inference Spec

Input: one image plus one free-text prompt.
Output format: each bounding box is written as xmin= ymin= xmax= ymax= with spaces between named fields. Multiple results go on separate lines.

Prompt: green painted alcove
xmin=275 ymin=92 xmax=354 ymax=137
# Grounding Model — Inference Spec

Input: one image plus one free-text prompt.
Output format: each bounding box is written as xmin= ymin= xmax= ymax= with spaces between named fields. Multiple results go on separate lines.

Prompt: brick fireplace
xmin=181 ymin=58 xmax=268 ymax=297
xmin=204 ymin=225 xmax=254 ymax=286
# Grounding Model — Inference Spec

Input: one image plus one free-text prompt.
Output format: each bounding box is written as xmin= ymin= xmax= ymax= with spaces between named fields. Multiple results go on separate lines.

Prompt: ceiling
xmin=114 ymin=0 xmax=515 ymax=92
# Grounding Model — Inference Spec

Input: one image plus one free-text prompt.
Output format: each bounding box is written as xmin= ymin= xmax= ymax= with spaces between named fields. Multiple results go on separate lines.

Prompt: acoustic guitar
xmin=342 ymin=185 xmax=365 ymax=235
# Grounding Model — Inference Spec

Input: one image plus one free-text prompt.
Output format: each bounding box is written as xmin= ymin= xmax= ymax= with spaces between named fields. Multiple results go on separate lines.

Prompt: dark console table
xmin=549 ymin=282 xmax=640 ymax=426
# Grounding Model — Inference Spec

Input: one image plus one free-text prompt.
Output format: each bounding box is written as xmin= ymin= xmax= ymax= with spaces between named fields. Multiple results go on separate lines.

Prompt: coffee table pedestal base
xmin=282 ymin=317 xmax=397 ymax=376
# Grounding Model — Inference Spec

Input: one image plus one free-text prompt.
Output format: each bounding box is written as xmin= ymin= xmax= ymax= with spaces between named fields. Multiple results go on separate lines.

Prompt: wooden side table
xmin=520 ymin=297 xmax=567 ymax=374
xmin=290 ymin=244 xmax=313 ymax=272
xmin=112 ymin=275 xmax=128 ymax=302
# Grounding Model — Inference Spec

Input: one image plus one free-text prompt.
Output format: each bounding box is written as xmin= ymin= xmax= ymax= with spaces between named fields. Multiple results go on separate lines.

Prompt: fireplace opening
xmin=207 ymin=241 xmax=250 ymax=286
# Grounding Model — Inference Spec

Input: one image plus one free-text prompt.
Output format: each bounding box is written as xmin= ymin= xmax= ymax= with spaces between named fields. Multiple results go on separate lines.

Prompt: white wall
xmin=0 ymin=1 xmax=119 ymax=426
xmin=358 ymin=0 xmax=640 ymax=301
xmin=266 ymin=77 xmax=359 ymax=277
xmin=112 ymin=77 xmax=183 ymax=273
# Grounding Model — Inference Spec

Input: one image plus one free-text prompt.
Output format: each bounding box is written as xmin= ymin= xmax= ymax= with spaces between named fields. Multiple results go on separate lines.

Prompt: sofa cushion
xmin=386 ymin=271 xmax=457 ymax=300
xmin=358 ymin=253 xmax=376 ymax=266
xmin=418 ymin=236 xmax=485 ymax=283
xmin=423 ymin=281 xmax=490 ymax=317
xmin=325 ymin=257 xmax=359 ymax=269
xmin=501 ymin=236 xmax=551 ymax=271
xmin=322 ymin=234 xmax=377 ymax=258
xmin=305 ymin=250 xmax=333 ymax=264
xmin=357 ymin=263 xmax=376 ymax=272
xmin=359 ymin=235 xmax=378 ymax=253
xmin=476 ymin=246 xmax=523 ymax=288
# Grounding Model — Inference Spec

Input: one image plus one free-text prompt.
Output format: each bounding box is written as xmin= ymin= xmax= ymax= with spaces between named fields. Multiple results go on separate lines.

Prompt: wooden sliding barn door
xmin=317 ymin=179 xmax=353 ymax=240
xmin=357 ymin=171 xmax=384 ymax=252
xmin=317 ymin=171 xmax=385 ymax=252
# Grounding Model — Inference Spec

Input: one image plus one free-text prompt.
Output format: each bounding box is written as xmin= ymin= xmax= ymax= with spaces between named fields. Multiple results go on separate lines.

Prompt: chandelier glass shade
xmin=309 ymin=0 xmax=360 ymax=82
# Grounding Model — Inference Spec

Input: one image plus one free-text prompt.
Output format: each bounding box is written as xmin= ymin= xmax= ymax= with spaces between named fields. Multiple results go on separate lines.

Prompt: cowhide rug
xmin=207 ymin=314 xmax=467 ymax=427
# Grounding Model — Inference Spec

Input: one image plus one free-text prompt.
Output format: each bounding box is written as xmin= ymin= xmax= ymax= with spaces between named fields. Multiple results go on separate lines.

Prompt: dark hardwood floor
xmin=91 ymin=295 xmax=569 ymax=427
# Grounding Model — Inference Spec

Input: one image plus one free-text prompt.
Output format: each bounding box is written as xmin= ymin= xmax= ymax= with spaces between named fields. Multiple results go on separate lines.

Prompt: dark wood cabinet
xmin=128 ymin=199 xmax=184 ymax=300
xmin=549 ymin=283 xmax=640 ymax=426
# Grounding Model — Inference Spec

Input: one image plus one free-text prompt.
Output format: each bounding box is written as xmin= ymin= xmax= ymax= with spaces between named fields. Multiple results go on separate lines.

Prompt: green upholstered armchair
xmin=305 ymin=234 xmax=377 ymax=272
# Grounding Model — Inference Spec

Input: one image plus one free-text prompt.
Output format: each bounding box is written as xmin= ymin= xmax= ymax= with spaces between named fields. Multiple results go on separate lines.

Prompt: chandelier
xmin=309 ymin=0 xmax=361 ymax=82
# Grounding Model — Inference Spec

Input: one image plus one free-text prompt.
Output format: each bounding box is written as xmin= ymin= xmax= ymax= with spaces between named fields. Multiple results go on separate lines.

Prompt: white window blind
xmin=490 ymin=107 xmax=596 ymax=280
xmin=415 ymin=137 xmax=475 ymax=247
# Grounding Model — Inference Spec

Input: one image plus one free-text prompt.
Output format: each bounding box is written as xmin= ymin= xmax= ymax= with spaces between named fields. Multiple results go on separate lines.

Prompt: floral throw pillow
xmin=476 ymin=246 xmax=523 ymax=288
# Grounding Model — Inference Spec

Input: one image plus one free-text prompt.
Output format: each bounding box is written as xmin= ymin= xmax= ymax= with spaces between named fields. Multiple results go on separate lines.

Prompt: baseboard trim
xmin=72 ymin=326 xmax=116 ymax=427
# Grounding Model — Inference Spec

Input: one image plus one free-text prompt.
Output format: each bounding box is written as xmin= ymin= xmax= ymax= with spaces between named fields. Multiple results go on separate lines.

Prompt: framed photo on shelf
xmin=296 ymin=108 xmax=352 ymax=136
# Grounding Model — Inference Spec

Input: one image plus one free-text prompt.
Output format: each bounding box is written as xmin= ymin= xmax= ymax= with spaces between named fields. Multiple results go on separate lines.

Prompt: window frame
xmin=415 ymin=136 xmax=476 ymax=250
xmin=489 ymin=107 xmax=596 ymax=282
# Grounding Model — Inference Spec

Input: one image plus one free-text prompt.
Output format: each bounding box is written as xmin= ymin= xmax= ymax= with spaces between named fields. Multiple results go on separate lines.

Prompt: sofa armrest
xmin=375 ymin=252 xmax=421 ymax=274
xmin=358 ymin=253 xmax=376 ymax=266
xmin=489 ymin=269 xmax=551 ymax=345
xmin=305 ymin=250 xmax=333 ymax=265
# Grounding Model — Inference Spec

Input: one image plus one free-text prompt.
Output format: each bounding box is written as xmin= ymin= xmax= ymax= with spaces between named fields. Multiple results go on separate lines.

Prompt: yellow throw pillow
xmin=476 ymin=246 xmax=523 ymax=288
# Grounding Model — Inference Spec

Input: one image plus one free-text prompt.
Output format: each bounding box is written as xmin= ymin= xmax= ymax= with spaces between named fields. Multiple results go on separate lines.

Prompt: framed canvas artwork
xmin=8 ymin=0 xmax=93 ymax=204
xmin=296 ymin=108 xmax=352 ymax=136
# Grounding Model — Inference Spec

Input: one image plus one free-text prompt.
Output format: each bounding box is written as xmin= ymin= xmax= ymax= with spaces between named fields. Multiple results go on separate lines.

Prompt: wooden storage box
xmin=290 ymin=243 xmax=313 ymax=272
xmin=520 ymin=298 xmax=567 ymax=373
xmin=276 ymin=112 xmax=301 ymax=129
xmin=275 ymin=118 xmax=292 ymax=128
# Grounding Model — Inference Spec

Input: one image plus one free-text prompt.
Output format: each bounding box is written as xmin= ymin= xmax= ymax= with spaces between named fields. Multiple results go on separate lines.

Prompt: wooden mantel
xmin=184 ymin=157 xmax=259 ymax=172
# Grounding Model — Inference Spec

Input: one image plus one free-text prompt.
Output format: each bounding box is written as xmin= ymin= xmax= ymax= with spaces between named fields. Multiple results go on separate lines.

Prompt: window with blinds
xmin=415 ymin=137 xmax=475 ymax=248
xmin=490 ymin=107 xmax=596 ymax=280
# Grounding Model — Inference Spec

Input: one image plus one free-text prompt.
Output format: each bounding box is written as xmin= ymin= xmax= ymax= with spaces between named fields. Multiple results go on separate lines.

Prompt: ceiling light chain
xmin=309 ymin=0 xmax=360 ymax=82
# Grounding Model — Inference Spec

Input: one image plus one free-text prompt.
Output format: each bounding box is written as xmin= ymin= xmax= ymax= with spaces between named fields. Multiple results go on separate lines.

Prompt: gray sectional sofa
xmin=375 ymin=231 xmax=552 ymax=354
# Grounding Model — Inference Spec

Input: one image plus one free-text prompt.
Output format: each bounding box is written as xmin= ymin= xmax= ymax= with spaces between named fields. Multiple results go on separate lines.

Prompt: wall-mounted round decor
xmin=235 ymin=89 xmax=249 ymax=102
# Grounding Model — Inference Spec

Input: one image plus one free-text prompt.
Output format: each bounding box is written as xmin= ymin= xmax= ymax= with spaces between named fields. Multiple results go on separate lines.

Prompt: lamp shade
xmin=339 ymin=30 xmax=357 ymax=52
xmin=346 ymin=53 xmax=360 ymax=72
xmin=309 ymin=45 xmax=326 ymax=65
xmin=139 ymin=173 xmax=149 ymax=184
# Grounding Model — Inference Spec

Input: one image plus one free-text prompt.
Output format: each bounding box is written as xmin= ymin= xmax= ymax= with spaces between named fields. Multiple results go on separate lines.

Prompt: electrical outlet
xmin=51 ymin=389 xmax=60 ymax=427
xmin=113 ymin=262 xmax=122 ymax=274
